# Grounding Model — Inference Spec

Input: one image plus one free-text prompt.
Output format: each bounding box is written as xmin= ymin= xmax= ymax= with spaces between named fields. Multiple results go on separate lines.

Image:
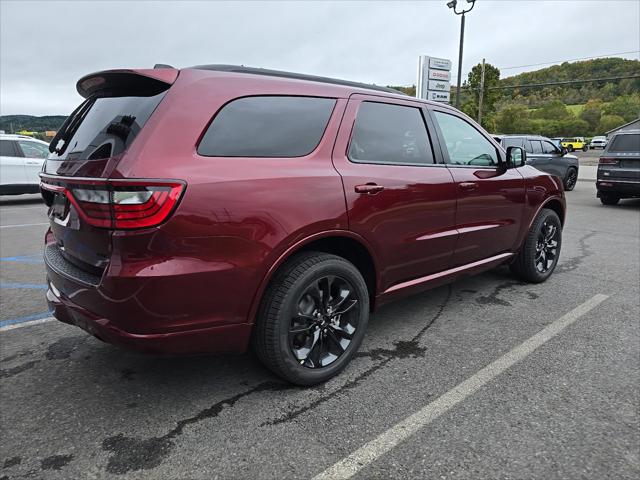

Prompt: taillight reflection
xmin=598 ymin=157 xmax=618 ymax=165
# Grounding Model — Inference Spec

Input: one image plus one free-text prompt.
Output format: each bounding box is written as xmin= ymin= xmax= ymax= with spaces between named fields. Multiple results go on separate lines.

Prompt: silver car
xmin=495 ymin=135 xmax=580 ymax=191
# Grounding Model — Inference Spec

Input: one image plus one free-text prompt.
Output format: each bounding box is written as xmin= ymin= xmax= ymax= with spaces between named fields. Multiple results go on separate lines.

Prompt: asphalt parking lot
xmin=1 ymin=181 xmax=639 ymax=479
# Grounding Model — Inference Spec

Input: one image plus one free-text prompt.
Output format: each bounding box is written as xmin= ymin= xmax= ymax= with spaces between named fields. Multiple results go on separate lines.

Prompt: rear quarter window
xmin=608 ymin=134 xmax=640 ymax=153
xmin=197 ymin=96 xmax=336 ymax=157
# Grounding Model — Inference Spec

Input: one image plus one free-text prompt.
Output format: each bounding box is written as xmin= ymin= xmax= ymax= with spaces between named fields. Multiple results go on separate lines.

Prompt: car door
xmin=16 ymin=140 xmax=48 ymax=184
xmin=429 ymin=108 xmax=526 ymax=268
xmin=540 ymin=139 xmax=566 ymax=177
xmin=0 ymin=139 xmax=28 ymax=186
xmin=332 ymin=95 xmax=458 ymax=293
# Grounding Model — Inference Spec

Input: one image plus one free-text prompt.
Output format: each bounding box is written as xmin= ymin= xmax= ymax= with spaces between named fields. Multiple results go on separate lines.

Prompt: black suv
xmin=495 ymin=135 xmax=580 ymax=191
xmin=596 ymin=130 xmax=640 ymax=205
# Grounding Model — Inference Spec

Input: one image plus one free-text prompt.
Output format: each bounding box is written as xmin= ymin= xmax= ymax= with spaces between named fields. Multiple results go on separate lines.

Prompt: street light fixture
xmin=447 ymin=0 xmax=476 ymax=109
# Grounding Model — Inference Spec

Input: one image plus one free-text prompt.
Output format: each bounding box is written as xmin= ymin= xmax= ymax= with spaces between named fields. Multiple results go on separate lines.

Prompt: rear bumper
xmin=45 ymin=265 xmax=253 ymax=355
xmin=596 ymin=179 xmax=640 ymax=198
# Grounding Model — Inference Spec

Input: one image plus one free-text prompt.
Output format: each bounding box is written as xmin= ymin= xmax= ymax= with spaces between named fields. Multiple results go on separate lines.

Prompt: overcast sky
xmin=1 ymin=0 xmax=638 ymax=116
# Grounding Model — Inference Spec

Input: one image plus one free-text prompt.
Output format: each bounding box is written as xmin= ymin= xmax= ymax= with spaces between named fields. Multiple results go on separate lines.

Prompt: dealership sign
xmin=416 ymin=55 xmax=451 ymax=103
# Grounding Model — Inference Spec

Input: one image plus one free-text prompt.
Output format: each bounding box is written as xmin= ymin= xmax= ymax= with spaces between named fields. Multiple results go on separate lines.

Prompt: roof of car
xmin=0 ymin=134 xmax=48 ymax=142
xmin=188 ymin=64 xmax=408 ymax=96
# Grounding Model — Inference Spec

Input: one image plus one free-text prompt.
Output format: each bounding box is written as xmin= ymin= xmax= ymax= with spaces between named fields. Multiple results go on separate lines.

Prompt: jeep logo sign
xmin=428 ymin=80 xmax=449 ymax=91
xmin=416 ymin=55 xmax=452 ymax=103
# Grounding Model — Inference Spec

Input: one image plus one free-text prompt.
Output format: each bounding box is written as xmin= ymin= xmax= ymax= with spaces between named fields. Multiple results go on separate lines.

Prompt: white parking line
xmin=0 ymin=205 xmax=45 ymax=212
xmin=313 ymin=293 xmax=609 ymax=480
xmin=0 ymin=317 xmax=55 ymax=332
xmin=0 ymin=222 xmax=49 ymax=229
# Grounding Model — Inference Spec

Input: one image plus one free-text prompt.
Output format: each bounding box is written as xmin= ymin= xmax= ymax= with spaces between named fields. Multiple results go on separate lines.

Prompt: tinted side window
xmin=18 ymin=141 xmax=49 ymax=159
xmin=433 ymin=111 xmax=498 ymax=166
xmin=529 ymin=140 xmax=543 ymax=154
xmin=541 ymin=141 xmax=557 ymax=154
xmin=0 ymin=140 xmax=18 ymax=156
xmin=198 ymin=96 xmax=336 ymax=157
xmin=349 ymin=102 xmax=433 ymax=165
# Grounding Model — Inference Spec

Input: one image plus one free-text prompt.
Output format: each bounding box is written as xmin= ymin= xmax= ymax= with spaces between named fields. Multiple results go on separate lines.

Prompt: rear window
xmin=501 ymin=137 xmax=523 ymax=149
xmin=608 ymin=134 xmax=640 ymax=153
xmin=49 ymin=92 xmax=166 ymax=161
xmin=197 ymin=96 xmax=336 ymax=157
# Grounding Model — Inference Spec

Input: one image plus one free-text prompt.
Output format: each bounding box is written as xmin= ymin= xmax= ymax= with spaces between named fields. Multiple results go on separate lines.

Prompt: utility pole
xmin=448 ymin=0 xmax=477 ymax=109
xmin=477 ymin=58 xmax=486 ymax=124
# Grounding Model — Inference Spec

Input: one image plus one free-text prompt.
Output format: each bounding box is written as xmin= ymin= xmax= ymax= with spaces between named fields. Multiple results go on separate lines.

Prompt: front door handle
xmin=355 ymin=183 xmax=384 ymax=195
xmin=459 ymin=182 xmax=478 ymax=191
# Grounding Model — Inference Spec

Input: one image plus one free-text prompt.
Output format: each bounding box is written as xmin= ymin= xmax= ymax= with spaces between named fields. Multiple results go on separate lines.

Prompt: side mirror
xmin=506 ymin=146 xmax=526 ymax=168
xmin=561 ymin=147 xmax=568 ymax=155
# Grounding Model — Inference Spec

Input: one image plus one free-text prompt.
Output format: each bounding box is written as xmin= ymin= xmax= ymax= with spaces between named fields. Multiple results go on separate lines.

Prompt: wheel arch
xmin=247 ymin=230 xmax=380 ymax=325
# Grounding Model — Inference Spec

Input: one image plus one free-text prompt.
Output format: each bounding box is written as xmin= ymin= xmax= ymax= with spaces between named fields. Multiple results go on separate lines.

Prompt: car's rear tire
xmin=600 ymin=193 xmax=620 ymax=205
xmin=510 ymin=208 xmax=562 ymax=283
xmin=567 ymin=145 xmax=574 ymax=152
xmin=252 ymin=251 xmax=369 ymax=386
xmin=563 ymin=167 xmax=578 ymax=191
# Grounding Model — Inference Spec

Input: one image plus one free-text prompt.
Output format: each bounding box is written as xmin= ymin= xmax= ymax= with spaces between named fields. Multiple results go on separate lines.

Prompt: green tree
xmin=462 ymin=62 xmax=501 ymax=128
xmin=531 ymin=100 xmax=573 ymax=120
xmin=580 ymin=99 xmax=603 ymax=135
xmin=597 ymin=114 xmax=626 ymax=134
xmin=603 ymin=94 xmax=640 ymax=122
xmin=495 ymin=104 xmax=531 ymax=133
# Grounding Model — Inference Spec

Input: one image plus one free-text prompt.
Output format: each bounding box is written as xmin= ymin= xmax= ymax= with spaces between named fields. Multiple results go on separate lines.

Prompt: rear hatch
xmin=598 ymin=132 xmax=640 ymax=182
xmin=41 ymin=69 xmax=180 ymax=284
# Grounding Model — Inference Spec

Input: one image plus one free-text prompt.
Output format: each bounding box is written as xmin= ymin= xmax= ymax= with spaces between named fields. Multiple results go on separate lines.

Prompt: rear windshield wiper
xmin=49 ymin=95 xmax=97 ymax=156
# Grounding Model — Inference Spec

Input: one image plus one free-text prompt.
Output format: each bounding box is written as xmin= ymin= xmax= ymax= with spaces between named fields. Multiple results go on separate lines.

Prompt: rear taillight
xmin=599 ymin=157 xmax=618 ymax=165
xmin=41 ymin=179 xmax=185 ymax=229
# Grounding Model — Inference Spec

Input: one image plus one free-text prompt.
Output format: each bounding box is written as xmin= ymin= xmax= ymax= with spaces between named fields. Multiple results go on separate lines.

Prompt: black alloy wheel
xmin=510 ymin=208 xmax=562 ymax=283
xmin=564 ymin=168 xmax=578 ymax=191
xmin=253 ymin=251 xmax=369 ymax=385
xmin=534 ymin=220 xmax=560 ymax=274
xmin=289 ymin=275 xmax=359 ymax=368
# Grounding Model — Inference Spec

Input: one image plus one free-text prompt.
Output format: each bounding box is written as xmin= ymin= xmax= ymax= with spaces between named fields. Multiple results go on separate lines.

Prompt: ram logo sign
xmin=416 ymin=55 xmax=452 ymax=103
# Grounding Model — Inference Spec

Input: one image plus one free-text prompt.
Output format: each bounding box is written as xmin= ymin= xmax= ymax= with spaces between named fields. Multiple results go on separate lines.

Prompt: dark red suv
xmin=41 ymin=65 xmax=565 ymax=385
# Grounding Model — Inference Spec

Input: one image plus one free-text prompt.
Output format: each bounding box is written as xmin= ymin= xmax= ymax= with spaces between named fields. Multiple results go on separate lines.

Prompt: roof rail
xmin=188 ymin=64 xmax=407 ymax=96
xmin=154 ymin=64 xmax=175 ymax=69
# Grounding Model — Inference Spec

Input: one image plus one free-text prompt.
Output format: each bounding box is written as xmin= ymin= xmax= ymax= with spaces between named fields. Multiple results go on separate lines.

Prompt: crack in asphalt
xmin=262 ymin=285 xmax=453 ymax=427
xmin=556 ymin=231 xmax=596 ymax=274
xmin=0 ymin=360 xmax=40 ymax=379
xmin=101 ymin=381 xmax=290 ymax=475
xmin=41 ymin=454 xmax=73 ymax=471
xmin=476 ymin=281 xmax=524 ymax=307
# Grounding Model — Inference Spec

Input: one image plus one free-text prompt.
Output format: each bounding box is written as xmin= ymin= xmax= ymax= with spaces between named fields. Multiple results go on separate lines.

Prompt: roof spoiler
xmin=76 ymin=68 xmax=179 ymax=98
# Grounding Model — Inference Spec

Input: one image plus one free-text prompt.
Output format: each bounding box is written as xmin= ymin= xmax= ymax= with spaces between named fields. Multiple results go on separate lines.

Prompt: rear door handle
xmin=355 ymin=183 xmax=384 ymax=195
xmin=459 ymin=182 xmax=478 ymax=191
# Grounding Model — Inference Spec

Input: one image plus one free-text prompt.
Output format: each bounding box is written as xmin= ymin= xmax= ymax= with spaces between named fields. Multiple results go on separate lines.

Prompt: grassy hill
xmin=499 ymin=57 xmax=640 ymax=108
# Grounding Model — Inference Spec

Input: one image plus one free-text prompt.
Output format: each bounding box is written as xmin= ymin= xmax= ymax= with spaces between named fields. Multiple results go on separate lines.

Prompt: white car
xmin=589 ymin=136 xmax=608 ymax=149
xmin=0 ymin=134 xmax=49 ymax=195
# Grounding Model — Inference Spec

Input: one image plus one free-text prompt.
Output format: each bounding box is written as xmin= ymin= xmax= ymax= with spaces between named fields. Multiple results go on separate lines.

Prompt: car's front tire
xmin=510 ymin=208 xmax=562 ymax=283
xmin=253 ymin=251 xmax=369 ymax=386
xmin=600 ymin=193 xmax=620 ymax=205
xmin=563 ymin=167 xmax=578 ymax=191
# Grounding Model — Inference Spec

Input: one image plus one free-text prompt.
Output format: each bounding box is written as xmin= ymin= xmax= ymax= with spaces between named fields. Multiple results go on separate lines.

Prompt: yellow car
xmin=561 ymin=137 xmax=588 ymax=152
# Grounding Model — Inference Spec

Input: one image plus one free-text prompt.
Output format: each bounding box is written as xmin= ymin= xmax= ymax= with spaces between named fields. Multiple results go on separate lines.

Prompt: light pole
xmin=447 ymin=0 xmax=476 ymax=109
